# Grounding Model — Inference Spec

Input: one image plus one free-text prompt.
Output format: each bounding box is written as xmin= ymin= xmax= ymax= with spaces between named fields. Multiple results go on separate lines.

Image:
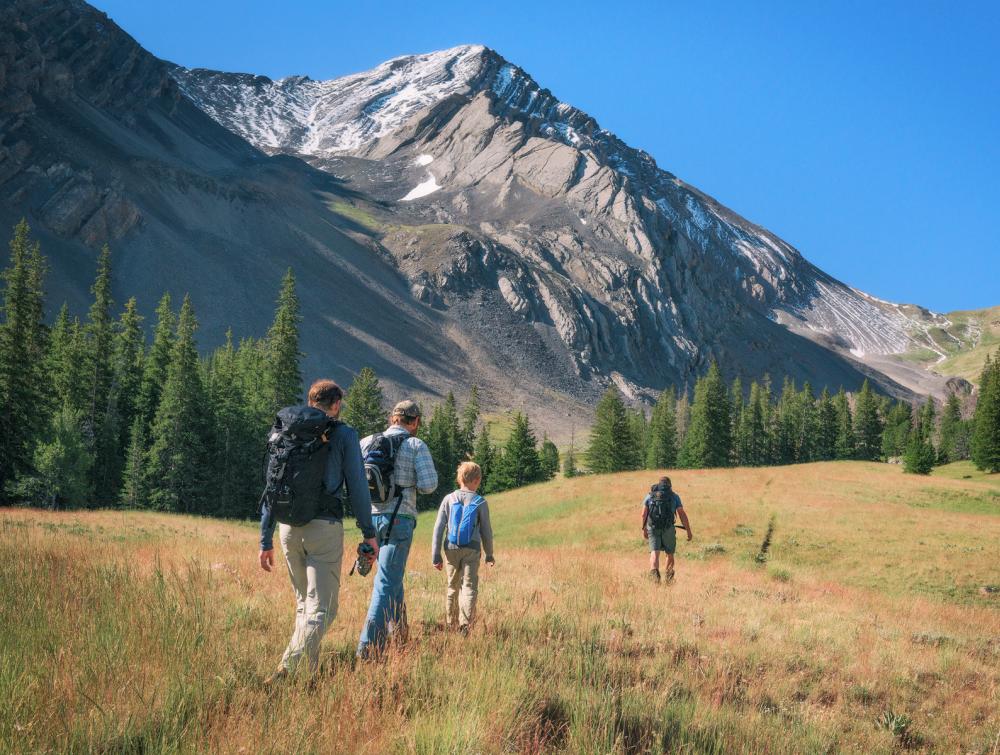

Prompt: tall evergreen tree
xmin=27 ymin=404 xmax=93 ymax=508
xmin=137 ymin=293 xmax=176 ymax=431
xmin=937 ymin=392 xmax=965 ymax=463
xmin=814 ymin=387 xmax=838 ymax=461
xmin=493 ymin=413 xmax=541 ymax=489
xmin=853 ymin=380 xmax=884 ymax=461
xmin=83 ymin=245 xmax=119 ymax=502
xmin=146 ymin=296 xmax=210 ymax=513
xmin=459 ymin=385 xmax=481 ymax=458
xmin=0 ymin=220 xmax=49 ymax=497
xmin=678 ymin=362 xmax=731 ymax=468
xmin=562 ymin=438 xmax=578 ymax=478
xmin=903 ymin=413 xmax=935 ymax=474
xmin=46 ymin=304 xmax=88 ymax=413
xmin=422 ymin=393 xmax=462 ymax=504
xmin=110 ymin=298 xmax=145 ymax=462
xmin=473 ymin=424 xmax=497 ymax=493
xmin=538 ymin=435 xmax=560 ymax=480
xmin=342 ymin=367 xmax=386 ymax=438
xmin=971 ymin=351 xmax=1000 ymax=472
xmin=833 ymin=387 xmax=855 ymax=460
xmin=881 ymin=401 xmax=913 ymax=460
xmin=119 ymin=416 xmax=148 ymax=508
xmin=586 ymin=388 xmax=639 ymax=473
xmin=627 ymin=409 xmax=649 ymax=469
xmin=265 ymin=269 xmax=303 ymax=411
xmin=675 ymin=391 xmax=691 ymax=451
xmin=646 ymin=386 xmax=678 ymax=469
xmin=736 ymin=381 xmax=769 ymax=466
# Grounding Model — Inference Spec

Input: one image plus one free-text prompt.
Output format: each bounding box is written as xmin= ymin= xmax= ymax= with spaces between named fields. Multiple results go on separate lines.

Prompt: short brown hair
xmin=456 ymin=461 xmax=482 ymax=487
xmin=308 ymin=379 xmax=343 ymax=409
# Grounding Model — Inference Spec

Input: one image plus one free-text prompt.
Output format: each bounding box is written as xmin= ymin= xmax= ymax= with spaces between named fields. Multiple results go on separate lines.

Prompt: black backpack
xmin=647 ymin=483 xmax=675 ymax=529
xmin=360 ymin=432 xmax=407 ymax=504
xmin=259 ymin=405 xmax=339 ymax=526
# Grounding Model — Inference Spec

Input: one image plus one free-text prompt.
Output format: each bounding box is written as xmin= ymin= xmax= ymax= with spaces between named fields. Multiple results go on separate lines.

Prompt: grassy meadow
xmin=2 ymin=462 xmax=998 ymax=753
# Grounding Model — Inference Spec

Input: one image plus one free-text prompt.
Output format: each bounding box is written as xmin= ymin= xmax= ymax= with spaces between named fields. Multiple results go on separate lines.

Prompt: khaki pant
xmin=278 ymin=519 xmax=344 ymax=673
xmin=444 ymin=547 xmax=481 ymax=628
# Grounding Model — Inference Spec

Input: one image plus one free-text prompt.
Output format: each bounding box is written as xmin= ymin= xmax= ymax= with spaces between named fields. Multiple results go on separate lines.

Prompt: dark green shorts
xmin=647 ymin=526 xmax=676 ymax=554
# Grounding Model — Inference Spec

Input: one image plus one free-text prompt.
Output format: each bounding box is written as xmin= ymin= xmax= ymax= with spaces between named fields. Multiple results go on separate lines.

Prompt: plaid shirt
xmin=364 ymin=425 xmax=437 ymax=520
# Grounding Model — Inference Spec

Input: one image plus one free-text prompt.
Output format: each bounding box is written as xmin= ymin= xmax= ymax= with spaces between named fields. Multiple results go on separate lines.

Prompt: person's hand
xmin=641 ymin=529 xmax=647 ymax=539
xmin=686 ymin=530 xmax=693 ymax=542
xmin=259 ymin=548 xmax=275 ymax=572
xmin=363 ymin=538 xmax=380 ymax=562
xmin=433 ymin=561 xmax=443 ymax=571
xmin=486 ymin=557 xmax=495 ymax=567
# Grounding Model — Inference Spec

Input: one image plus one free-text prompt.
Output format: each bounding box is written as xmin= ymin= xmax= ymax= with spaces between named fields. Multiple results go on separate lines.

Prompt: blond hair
xmin=456 ymin=461 xmax=482 ymax=488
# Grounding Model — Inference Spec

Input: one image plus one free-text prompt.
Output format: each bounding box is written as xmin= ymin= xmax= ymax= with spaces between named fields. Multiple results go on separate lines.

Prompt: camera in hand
xmin=350 ymin=542 xmax=376 ymax=576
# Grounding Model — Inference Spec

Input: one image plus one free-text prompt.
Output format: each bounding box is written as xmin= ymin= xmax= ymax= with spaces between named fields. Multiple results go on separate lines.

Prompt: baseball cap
xmin=391 ymin=399 xmax=422 ymax=419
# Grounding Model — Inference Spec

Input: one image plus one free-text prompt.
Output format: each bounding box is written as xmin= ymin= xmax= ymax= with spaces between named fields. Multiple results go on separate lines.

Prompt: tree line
xmin=583 ymin=358 xmax=999 ymax=476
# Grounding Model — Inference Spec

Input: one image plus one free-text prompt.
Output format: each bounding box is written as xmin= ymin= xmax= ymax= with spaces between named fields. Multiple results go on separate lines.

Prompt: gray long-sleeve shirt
xmin=431 ymin=489 xmax=494 ymax=563
xmin=260 ymin=422 xmax=375 ymax=549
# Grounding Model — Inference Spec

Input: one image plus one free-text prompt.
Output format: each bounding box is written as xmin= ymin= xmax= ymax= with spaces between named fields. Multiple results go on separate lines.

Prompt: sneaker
xmin=664 ymin=568 xmax=675 ymax=584
xmin=263 ymin=667 xmax=288 ymax=687
xmin=458 ymin=624 xmax=470 ymax=637
xmin=648 ymin=569 xmax=661 ymax=584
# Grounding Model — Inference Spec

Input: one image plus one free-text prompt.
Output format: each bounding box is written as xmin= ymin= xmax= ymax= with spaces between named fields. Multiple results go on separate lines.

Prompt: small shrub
xmin=754 ymin=515 xmax=776 ymax=564
xmin=770 ymin=567 xmax=791 ymax=582
xmin=702 ymin=543 xmax=726 ymax=556
xmin=733 ymin=525 xmax=754 ymax=536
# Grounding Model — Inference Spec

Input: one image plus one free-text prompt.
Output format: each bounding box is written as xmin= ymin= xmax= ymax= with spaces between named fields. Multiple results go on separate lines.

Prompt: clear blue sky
xmin=96 ymin=0 xmax=999 ymax=313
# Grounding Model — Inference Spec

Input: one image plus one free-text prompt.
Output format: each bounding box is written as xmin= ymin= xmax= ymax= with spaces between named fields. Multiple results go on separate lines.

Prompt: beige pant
xmin=444 ymin=547 xmax=481 ymax=628
xmin=278 ymin=519 xmax=344 ymax=673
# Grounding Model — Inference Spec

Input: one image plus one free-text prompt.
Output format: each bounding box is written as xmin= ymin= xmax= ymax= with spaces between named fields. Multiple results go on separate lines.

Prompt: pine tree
xmin=937 ymin=392 xmax=965 ymax=463
xmin=736 ymin=381 xmax=768 ymax=466
xmin=0 ymin=220 xmax=49 ymax=497
xmin=646 ymin=386 xmax=678 ymax=469
xmin=110 ymin=298 xmax=145 ymax=471
xmin=586 ymin=388 xmax=639 ymax=473
xmin=562 ymin=440 xmax=578 ymax=478
xmin=119 ymin=416 xmax=148 ymax=508
xmin=137 ymin=293 xmax=176 ymax=430
xmin=46 ymin=304 xmax=88 ymax=413
xmin=814 ymin=387 xmax=838 ymax=461
xmin=493 ymin=413 xmax=541 ymax=489
xmin=881 ymin=401 xmax=913 ymax=460
xmin=27 ymin=404 xmax=93 ymax=508
xmin=853 ymin=380 xmax=884 ymax=461
xmin=266 ymin=269 xmax=303 ymax=411
xmin=539 ymin=435 xmax=560 ymax=480
xmin=627 ymin=409 xmax=648 ymax=469
xmin=834 ymin=387 xmax=855 ymax=460
xmin=675 ymin=391 xmax=691 ymax=450
xmin=422 ymin=393 xmax=462 ymax=504
xmin=678 ymin=362 xmax=731 ymax=468
xmin=971 ymin=351 xmax=1000 ymax=472
xmin=919 ymin=397 xmax=937 ymax=458
xmin=146 ymin=296 xmax=211 ymax=513
xmin=83 ymin=245 xmax=119 ymax=502
xmin=459 ymin=385 xmax=481 ymax=458
xmin=341 ymin=367 xmax=386 ymax=438
xmin=473 ymin=424 xmax=497 ymax=492
xmin=903 ymin=414 xmax=935 ymax=474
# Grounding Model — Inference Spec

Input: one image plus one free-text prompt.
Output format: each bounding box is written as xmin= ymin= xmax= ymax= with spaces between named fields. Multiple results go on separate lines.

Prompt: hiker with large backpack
xmin=431 ymin=461 xmax=495 ymax=634
xmin=257 ymin=379 xmax=378 ymax=682
xmin=642 ymin=476 xmax=692 ymax=584
xmin=356 ymin=400 xmax=438 ymax=659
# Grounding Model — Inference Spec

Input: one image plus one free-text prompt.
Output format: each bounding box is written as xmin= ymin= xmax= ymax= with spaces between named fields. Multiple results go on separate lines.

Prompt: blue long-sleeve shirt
xmin=259 ymin=422 xmax=376 ymax=549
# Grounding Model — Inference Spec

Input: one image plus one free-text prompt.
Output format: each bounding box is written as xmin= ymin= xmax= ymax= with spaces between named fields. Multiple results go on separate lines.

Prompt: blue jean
xmin=356 ymin=513 xmax=415 ymax=658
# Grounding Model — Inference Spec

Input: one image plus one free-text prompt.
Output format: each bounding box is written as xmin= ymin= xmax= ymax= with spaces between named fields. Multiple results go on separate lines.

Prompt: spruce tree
xmin=146 ymin=296 xmax=210 ymax=513
xmin=119 ymin=416 xmax=148 ymax=508
xmin=83 ymin=245 xmax=118 ymax=502
xmin=627 ymin=409 xmax=648 ymax=469
xmin=493 ymin=413 xmax=541 ymax=489
xmin=562 ymin=439 xmax=578 ymax=478
xmin=266 ymin=269 xmax=303 ymax=411
xmin=586 ymin=388 xmax=639 ymax=473
xmin=814 ymin=387 xmax=838 ymax=461
xmin=111 ymin=299 xmax=145 ymax=463
xmin=29 ymin=404 xmax=93 ymax=508
xmin=919 ymin=397 xmax=937 ymax=457
xmin=46 ymin=304 xmax=88 ymax=413
xmin=422 ymin=393 xmax=462 ymax=504
xmin=881 ymin=401 xmax=913 ymax=460
xmin=646 ymin=386 xmax=678 ymax=469
xmin=971 ymin=351 xmax=1000 ymax=472
xmin=0 ymin=220 xmax=49 ymax=497
xmin=539 ymin=435 xmax=560 ymax=480
xmin=736 ymin=381 xmax=768 ymax=466
xmin=937 ymin=392 xmax=964 ymax=463
xmin=834 ymin=388 xmax=855 ymax=460
xmin=678 ymin=362 xmax=731 ymax=468
xmin=342 ymin=367 xmax=386 ymax=438
xmin=459 ymin=385 xmax=481 ymax=458
xmin=903 ymin=414 xmax=935 ymax=474
xmin=853 ymin=380 xmax=884 ymax=461
xmin=137 ymin=293 xmax=176 ymax=430
xmin=473 ymin=424 xmax=496 ymax=492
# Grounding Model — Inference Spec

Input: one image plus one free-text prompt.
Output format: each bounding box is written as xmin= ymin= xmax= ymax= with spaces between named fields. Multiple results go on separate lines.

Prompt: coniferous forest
xmin=1 ymin=222 xmax=998 ymax=515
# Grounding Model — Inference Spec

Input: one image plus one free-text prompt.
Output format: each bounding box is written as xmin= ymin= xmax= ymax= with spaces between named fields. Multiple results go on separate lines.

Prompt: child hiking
xmin=431 ymin=461 xmax=495 ymax=634
xmin=642 ymin=476 xmax=692 ymax=584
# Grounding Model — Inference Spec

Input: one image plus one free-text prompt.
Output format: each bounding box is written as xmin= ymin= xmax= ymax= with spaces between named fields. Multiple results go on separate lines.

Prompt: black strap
xmin=381 ymin=493 xmax=406 ymax=545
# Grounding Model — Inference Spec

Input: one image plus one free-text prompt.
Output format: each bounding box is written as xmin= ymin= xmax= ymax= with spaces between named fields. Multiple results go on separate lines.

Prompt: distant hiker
xmin=356 ymin=400 xmax=438 ymax=659
xmin=431 ymin=461 xmax=495 ymax=634
xmin=642 ymin=476 xmax=691 ymax=584
xmin=258 ymin=379 xmax=378 ymax=682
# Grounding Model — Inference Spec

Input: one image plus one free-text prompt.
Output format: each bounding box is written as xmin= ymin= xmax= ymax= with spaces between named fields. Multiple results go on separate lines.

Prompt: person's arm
xmin=641 ymin=496 xmax=649 ymax=537
xmin=413 ymin=440 xmax=439 ymax=494
xmin=431 ymin=498 xmax=448 ymax=569
xmin=677 ymin=506 xmax=692 ymax=540
xmin=479 ymin=499 xmax=495 ymax=564
xmin=334 ymin=426 xmax=378 ymax=544
xmin=259 ymin=504 xmax=277 ymax=571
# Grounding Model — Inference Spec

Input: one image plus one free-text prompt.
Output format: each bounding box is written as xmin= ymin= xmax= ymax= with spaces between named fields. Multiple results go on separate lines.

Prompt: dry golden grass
xmin=2 ymin=462 xmax=998 ymax=753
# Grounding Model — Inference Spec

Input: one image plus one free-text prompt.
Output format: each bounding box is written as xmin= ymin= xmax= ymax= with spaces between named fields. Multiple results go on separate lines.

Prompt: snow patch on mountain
xmin=401 ymin=174 xmax=441 ymax=201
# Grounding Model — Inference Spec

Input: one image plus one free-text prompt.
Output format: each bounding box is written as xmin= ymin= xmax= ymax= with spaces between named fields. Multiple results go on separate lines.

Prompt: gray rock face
xmin=0 ymin=0 xmax=967 ymax=435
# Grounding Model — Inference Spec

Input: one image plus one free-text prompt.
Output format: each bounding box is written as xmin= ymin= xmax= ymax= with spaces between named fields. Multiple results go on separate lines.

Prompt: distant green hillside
xmin=902 ymin=305 xmax=1000 ymax=384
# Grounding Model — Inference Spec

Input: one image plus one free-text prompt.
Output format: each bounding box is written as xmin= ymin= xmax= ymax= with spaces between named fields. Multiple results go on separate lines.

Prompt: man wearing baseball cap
xmin=356 ymin=399 xmax=438 ymax=659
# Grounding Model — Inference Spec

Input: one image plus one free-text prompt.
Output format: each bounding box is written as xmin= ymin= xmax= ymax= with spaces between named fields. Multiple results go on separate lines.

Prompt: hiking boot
xmin=648 ymin=569 xmax=661 ymax=584
xmin=458 ymin=624 xmax=470 ymax=637
xmin=664 ymin=568 xmax=675 ymax=584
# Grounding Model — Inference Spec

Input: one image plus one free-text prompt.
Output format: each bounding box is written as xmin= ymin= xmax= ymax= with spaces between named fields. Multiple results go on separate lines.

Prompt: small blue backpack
xmin=447 ymin=493 xmax=485 ymax=547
